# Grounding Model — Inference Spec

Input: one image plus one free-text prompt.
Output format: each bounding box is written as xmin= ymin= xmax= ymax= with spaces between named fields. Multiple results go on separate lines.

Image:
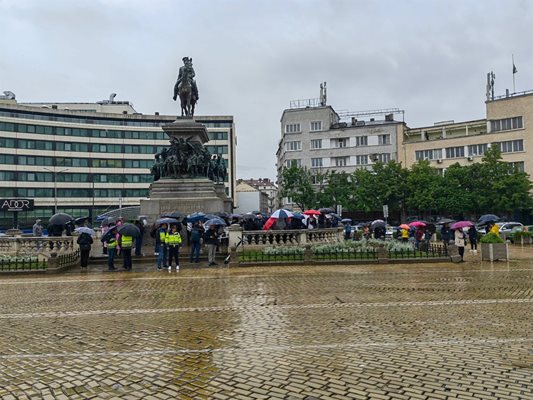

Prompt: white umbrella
xmin=75 ymin=227 xmax=96 ymax=236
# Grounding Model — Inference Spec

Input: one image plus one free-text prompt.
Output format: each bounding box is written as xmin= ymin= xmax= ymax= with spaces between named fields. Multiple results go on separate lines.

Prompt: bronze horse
xmin=173 ymin=60 xmax=198 ymax=117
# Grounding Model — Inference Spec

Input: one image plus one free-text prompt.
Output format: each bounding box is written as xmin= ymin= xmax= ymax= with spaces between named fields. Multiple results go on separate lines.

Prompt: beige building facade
xmin=401 ymin=90 xmax=532 ymax=177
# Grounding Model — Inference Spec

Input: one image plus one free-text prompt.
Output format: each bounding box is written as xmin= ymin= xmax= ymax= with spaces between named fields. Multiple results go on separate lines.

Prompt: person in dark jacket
xmin=134 ymin=220 xmax=145 ymax=256
xmin=468 ymin=226 xmax=478 ymax=253
xmin=441 ymin=224 xmax=451 ymax=247
xmin=204 ymin=225 xmax=219 ymax=266
xmin=189 ymin=222 xmax=204 ymax=263
xmin=77 ymin=232 xmax=93 ymax=269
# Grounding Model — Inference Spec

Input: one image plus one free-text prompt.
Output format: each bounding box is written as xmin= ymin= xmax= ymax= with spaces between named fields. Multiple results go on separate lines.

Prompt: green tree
xmin=405 ymin=160 xmax=441 ymax=217
xmin=372 ymin=161 xmax=409 ymax=220
xmin=279 ymin=165 xmax=316 ymax=210
xmin=316 ymin=171 xmax=352 ymax=209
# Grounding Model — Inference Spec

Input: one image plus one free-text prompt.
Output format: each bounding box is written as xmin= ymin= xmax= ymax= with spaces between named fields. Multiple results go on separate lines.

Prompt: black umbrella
xmin=478 ymin=214 xmax=500 ymax=225
xmin=160 ymin=211 xmax=185 ymax=219
xmin=117 ymin=223 xmax=141 ymax=238
xmin=101 ymin=225 xmax=118 ymax=242
xmin=436 ymin=218 xmax=455 ymax=225
xmin=371 ymin=219 xmax=386 ymax=229
xmin=242 ymin=213 xmax=257 ymax=220
xmin=319 ymin=207 xmax=335 ymax=214
xmin=49 ymin=213 xmax=73 ymax=226
xmin=214 ymin=211 xmax=230 ymax=218
xmin=156 ymin=217 xmax=179 ymax=226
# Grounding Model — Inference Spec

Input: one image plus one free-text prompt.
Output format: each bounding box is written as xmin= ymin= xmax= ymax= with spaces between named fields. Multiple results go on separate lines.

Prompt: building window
xmin=310 ymin=121 xmax=322 ymax=131
xmin=310 ymin=139 xmax=322 ymax=149
xmin=467 ymin=144 xmax=488 ymax=156
xmin=415 ymin=149 xmax=442 ymax=161
xmin=356 ymin=155 xmax=368 ymax=165
xmin=378 ymin=134 xmax=391 ymax=145
xmin=285 ymin=123 xmax=301 ymax=134
xmin=445 ymin=146 xmax=465 ymax=159
xmin=285 ymin=159 xmax=301 ymax=168
xmin=355 ymin=136 xmax=368 ymax=146
xmin=374 ymin=153 xmax=391 ymax=163
xmin=508 ymin=161 xmax=525 ymax=172
xmin=332 ymin=157 xmax=348 ymax=167
xmin=311 ymin=158 xmax=323 ymax=167
xmin=490 ymin=116 xmax=523 ymax=132
xmin=332 ymin=138 xmax=348 ymax=148
xmin=285 ymin=141 xmax=301 ymax=151
xmin=498 ymin=139 xmax=523 ymax=153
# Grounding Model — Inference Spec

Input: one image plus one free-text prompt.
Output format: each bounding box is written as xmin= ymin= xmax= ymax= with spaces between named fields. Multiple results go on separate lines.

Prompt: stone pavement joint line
xmin=0 ymin=337 xmax=532 ymax=360
xmin=1 ymin=297 xmax=532 ymax=319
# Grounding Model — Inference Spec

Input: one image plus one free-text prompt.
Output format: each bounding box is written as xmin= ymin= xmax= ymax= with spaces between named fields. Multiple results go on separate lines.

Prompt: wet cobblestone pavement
xmin=0 ymin=248 xmax=532 ymax=399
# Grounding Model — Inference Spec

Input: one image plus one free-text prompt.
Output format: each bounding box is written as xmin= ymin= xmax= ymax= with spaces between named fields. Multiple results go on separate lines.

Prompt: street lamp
xmin=43 ymin=167 xmax=69 ymax=214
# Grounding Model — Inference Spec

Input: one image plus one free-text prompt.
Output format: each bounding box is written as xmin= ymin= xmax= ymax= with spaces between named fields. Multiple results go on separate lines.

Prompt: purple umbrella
xmin=450 ymin=221 xmax=474 ymax=230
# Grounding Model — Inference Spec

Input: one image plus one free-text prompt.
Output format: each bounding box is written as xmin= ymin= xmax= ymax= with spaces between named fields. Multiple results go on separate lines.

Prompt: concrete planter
xmin=480 ymin=243 xmax=508 ymax=261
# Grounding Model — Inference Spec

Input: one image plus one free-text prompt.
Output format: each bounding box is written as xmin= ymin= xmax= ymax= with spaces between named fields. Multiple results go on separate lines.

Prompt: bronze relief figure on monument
xmin=140 ymin=57 xmax=232 ymax=219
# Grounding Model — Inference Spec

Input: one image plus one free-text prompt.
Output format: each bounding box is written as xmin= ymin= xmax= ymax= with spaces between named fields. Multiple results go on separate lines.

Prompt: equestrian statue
xmin=173 ymin=57 xmax=199 ymax=117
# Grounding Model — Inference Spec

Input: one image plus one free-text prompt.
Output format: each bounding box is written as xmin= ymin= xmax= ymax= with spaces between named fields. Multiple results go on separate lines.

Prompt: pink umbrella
xmin=450 ymin=221 xmax=474 ymax=230
xmin=409 ymin=221 xmax=427 ymax=228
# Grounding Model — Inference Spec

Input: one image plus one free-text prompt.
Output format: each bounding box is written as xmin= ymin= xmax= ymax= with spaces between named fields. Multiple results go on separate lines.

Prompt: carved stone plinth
xmin=163 ymin=118 xmax=209 ymax=144
xmin=140 ymin=178 xmax=232 ymax=221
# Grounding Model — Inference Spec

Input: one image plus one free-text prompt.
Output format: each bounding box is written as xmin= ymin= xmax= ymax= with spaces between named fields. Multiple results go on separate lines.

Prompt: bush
xmin=263 ymin=246 xmax=305 ymax=256
xmin=479 ymin=232 xmax=505 ymax=244
xmin=511 ymin=230 xmax=532 ymax=242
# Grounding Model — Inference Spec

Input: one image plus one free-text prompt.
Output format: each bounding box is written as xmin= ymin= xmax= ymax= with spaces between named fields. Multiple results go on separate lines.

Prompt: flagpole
xmin=512 ymin=54 xmax=516 ymax=93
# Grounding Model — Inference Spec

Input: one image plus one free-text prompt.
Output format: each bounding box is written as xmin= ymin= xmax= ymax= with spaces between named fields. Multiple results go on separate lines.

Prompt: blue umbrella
xmin=155 ymin=217 xmax=179 ymax=226
xmin=478 ymin=214 xmax=500 ymax=225
xmin=186 ymin=212 xmax=207 ymax=223
xmin=341 ymin=218 xmax=352 ymax=223
xmin=292 ymin=213 xmax=305 ymax=220
xmin=204 ymin=214 xmax=219 ymax=221
xmin=74 ymin=227 xmax=96 ymax=236
xmin=271 ymin=209 xmax=293 ymax=219
xmin=204 ymin=217 xmax=227 ymax=228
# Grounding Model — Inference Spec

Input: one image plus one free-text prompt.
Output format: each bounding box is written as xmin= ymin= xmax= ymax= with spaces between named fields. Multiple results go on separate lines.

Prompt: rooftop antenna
xmin=319 ymin=81 xmax=327 ymax=106
xmin=486 ymin=71 xmax=495 ymax=101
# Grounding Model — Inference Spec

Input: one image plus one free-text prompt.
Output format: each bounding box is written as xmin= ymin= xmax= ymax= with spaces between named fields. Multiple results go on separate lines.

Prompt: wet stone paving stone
xmin=0 ymin=248 xmax=532 ymax=399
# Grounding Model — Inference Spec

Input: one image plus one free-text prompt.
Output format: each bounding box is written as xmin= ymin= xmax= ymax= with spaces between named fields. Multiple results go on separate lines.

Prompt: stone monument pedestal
xmin=140 ymin=118 xmax=233 ymax=222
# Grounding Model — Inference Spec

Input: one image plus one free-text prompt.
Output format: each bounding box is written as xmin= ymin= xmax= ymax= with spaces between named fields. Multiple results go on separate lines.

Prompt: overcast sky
xmin=1 ymin=0 xmax=532 ymax=180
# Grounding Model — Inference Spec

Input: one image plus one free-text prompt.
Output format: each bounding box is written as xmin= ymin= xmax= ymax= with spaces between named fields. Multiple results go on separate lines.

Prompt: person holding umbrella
xmin=189 ymin=222 xmax=204 ymax=264
xmin=165 ymin=224 xmax=182 ymax=272
xmin=77 ymin=231 xmax=93 ymax=269
xmin=204 ymin=224 xmax=220 ymax=266
xmin=156 ymin=223 xmax=169 ymax=271
xmin=101 ymin=226 xmax=118 ymax=271
xmin=454 ymin=227 xmax=466 ymax=262
xmin=117 ymin=223 xmax=139 ymax=271
xmin=468 ymin=225 xmax=478 ymax=253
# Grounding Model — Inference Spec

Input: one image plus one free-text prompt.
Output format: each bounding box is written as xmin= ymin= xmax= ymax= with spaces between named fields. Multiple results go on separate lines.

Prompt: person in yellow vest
xmin=400 ymin=228 xmax=409 ymax=243
xmin=102 ymin=227 xmax=118 ymax=271
xmin=119 ymin=233 xmax=133 ymax=271
xmin=165 ymin=224 xmax=182 ymax=272
xmin=157 ymin=223 xmax=168 ymax=271
xmin=489 ymin=222 xmax=500 ymax=236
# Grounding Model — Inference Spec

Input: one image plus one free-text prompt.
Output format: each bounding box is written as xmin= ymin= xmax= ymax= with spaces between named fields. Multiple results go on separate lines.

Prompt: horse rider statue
xmin=173 ymin=57 xmax=199 ymax=117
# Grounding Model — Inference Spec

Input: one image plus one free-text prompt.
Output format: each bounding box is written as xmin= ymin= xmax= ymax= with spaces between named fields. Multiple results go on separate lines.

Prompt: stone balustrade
xmin=228 ymin=225 xmax=344 ymax=248
xmin=0 ymin=236 xmax=76 ymax=258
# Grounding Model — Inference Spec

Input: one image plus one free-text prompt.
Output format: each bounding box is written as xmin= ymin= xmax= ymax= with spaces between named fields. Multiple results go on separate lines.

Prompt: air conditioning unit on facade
xmin=436 ymin=159 xmax=443 ymax=164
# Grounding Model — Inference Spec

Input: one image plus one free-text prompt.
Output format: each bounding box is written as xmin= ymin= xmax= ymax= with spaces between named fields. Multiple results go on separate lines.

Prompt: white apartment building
xmin=276 ymin=99 xmax=404 ymax=209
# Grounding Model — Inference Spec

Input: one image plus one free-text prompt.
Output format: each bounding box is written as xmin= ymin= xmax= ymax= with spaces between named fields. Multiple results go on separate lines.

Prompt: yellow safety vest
xmin=159 ymin=230 xmax=167 ymax=242
xmin=121 ymin=235 xmax=133 ymax=248
xmin=165 ymin=232 xmax=182 ymax=246
xmin=107 ymin=238 xmax=117 ymax=249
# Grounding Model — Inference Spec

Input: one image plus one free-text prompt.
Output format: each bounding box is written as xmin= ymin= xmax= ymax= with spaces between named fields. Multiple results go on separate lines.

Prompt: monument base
xmin=140 ymin=178 xmax=232 ymax=221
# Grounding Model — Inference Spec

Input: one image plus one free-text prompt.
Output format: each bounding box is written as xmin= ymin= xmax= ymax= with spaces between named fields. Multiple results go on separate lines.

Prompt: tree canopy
xmin=278 ymin=147 xmax=533 ymax=220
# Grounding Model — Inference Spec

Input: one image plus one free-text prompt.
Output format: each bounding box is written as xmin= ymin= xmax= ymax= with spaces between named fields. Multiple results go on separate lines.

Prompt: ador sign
xmin=0 ymin=198 xmax=35 ymax=212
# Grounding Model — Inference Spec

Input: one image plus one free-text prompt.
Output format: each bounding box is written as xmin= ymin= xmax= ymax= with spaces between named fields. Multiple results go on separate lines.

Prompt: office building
xmin=0 ymin=94 xmax=236 ymax=227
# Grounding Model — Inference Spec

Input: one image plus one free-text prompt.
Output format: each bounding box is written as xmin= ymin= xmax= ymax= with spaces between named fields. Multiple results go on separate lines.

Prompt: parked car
xmin=497 ymin=222 xmax=524 ymax=235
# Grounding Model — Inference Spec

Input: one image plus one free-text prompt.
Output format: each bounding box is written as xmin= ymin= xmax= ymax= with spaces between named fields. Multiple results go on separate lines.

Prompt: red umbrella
xmin=303 ymin=210 xmax=321 ymax=216
xmin=409 ymin=221 xmax=427 ymax=228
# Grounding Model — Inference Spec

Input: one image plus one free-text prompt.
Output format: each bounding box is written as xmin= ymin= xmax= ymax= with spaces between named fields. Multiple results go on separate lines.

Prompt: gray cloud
xmin=1 ymin=0 xmax=532 ymax=180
